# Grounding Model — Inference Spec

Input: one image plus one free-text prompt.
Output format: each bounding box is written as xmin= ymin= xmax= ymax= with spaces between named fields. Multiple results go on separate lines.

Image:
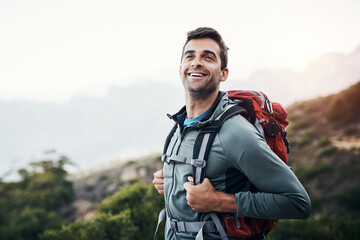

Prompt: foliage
xmin=343 ymin=126 xmax=358 ymax=136
xmin=295 ymin=163 xmax=331 ymax=182
xmin=326 ymin=81 xmax=360 ymax=125
xmin=298 ymin=128 xmax=317 ymax=147
xmin=267 ymin=215 xmax=360 ymax=240
xmin=316 ymin=146 xmax=337 ymax=158
xmin=289 ymin=116 xmax=312 ymax=130
xmin=41 ymin=182 xmax=165 ymax=240
xmin=337 ymin=186 xmax=360 ymax=212
xmin=317 ymin=138 xmax=331 ymax=148
xmin=0 ymin=156 xmax=74 ymax=240
xmin=40 ymin=211 xmax=138 ymax=240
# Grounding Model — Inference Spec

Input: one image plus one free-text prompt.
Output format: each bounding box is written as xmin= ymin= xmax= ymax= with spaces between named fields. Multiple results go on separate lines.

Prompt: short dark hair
xmin=181 ymin=27 xmax=229 ymax=70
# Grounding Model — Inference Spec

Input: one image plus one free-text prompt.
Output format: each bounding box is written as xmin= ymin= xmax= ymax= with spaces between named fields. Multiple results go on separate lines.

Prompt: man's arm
xmin=216 ymin=115 xmax=311 ymax=219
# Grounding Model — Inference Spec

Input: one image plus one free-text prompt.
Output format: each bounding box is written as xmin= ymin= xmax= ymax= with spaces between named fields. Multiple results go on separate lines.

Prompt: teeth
xmin=190 ymin=73 xmax=205 ymax=77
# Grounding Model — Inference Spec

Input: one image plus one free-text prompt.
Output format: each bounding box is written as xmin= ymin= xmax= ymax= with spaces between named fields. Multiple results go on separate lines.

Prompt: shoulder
xmin=216 ymin=114 xmax=272 ymax=164
xmin=218 ymin=114 xmax=263 ymax=143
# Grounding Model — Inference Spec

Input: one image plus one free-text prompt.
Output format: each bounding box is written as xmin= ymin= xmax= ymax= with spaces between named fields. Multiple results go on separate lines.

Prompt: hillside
xmin=63 ymin=154 xmax=163 ymax=221
xmin=286 ymin=81 xmax=360 ymax=216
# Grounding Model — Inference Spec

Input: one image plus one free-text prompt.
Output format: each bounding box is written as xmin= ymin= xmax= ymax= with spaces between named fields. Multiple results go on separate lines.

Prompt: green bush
xmin=268 ymin=215 xmax=360 ymax=240
xmin=317 ymin=138 xmax=331 ymax=148
xmin=298 ymin=129 xmax=317 ymax=147
xmin=85 ymin=184 xmax=95 ymax=192
xmin=310 ymin=196 xmax=323 ymax=213
xmin=337 ymin=186 xmax=360 ymax=212
xmin=289 ymin=117 xmax=312 ymax=131
xmin=316 ymin=146 xmax=337 ymax=158
xmin=295 ymin=163 xmax=331 ymax=182
xmin=0 ymin=157 xmax=74 ymax=240
xmin=41 ymin=182 xmax=165 ymax=240
xmin=343 ymin=126 xmax=358 ymax=136
xmin=326 ymin=81 xmax=360 ymax=125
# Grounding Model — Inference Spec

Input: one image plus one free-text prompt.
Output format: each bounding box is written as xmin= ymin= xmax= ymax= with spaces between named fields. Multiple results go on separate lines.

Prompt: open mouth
xmin=187 ymin=72 xmax=207 ymax=77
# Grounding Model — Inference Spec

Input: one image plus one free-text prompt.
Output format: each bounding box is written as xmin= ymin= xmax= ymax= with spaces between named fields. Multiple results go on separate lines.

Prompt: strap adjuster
xmin=170 ymin=219 xmax=186 ymax=232
xmin=191 ymin=159 xmax=206 ymax=168
xmin=170 ymin=219 xmax=178 ymax=232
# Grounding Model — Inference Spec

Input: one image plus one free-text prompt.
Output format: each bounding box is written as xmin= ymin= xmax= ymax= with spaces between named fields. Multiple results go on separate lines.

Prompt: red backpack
xmin=222 ymin=90 xmax=290 ymax=239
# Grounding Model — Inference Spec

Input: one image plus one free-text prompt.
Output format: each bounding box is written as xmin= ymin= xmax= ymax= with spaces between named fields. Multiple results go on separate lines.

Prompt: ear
xmin=220 ymin=68 xmax=229 ymax=82
xmin=179 ymin=65 xmax=182 ymax=78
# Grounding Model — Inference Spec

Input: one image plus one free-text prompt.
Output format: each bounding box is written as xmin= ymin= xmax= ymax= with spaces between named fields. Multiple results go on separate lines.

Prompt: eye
xmin=205 ymin=55 xmax=214 ymax=61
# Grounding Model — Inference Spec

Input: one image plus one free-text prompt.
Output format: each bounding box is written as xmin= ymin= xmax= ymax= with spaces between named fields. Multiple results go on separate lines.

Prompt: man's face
xmin=179 ymin=38 xmax=228 ymax=97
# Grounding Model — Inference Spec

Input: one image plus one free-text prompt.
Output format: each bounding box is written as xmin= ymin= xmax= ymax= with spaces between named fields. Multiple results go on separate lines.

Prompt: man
xmin=153 ymin=27 xmax=311 ymax=240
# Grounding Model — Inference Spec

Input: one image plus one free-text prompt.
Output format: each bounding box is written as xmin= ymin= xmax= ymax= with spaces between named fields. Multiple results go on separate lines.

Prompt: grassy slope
xmin=285 ymin=83 xmax=360 ymax=216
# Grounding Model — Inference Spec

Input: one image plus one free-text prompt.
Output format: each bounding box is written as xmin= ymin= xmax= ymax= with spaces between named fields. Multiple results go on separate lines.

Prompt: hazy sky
xmin=1 ymin=0 xmax=360 ymax=103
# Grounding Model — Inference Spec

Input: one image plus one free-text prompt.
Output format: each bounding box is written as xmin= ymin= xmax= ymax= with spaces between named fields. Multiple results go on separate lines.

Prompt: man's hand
xmin=183 ymin=176 xmax=237 ymax=213
xmin=183 ymin=176 xmax=220 ymax=212
xmin=153 ymin=169 xmax=164 ymax=195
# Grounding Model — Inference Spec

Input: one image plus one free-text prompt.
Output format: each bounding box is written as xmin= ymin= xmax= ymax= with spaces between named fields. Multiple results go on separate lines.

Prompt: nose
xmin=191 ymin=56 xmax=203 ymax=68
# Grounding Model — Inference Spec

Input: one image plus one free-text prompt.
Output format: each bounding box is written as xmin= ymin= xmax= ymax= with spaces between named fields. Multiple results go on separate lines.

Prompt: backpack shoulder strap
xmin=192 ymin=104 xmax=248 ymax=185
xmin=163 ymin=123 xmax=178 ymax=155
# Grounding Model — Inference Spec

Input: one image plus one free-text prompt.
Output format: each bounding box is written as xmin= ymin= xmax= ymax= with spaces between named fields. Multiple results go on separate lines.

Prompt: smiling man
xmin=153 ymin=27 xmax=311 ymax=240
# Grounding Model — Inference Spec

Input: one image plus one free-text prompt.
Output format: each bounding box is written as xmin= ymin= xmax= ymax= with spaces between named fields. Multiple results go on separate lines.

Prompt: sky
xmin=1 ymin=0 xmax=360 ymax=103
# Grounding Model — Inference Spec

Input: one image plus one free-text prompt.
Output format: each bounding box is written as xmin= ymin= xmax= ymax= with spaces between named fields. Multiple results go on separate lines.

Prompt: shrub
xmin=295 ymin=163 xmax=331 ymax=182
xmin=343 ymin=126 xmax=357 ymax=136
xmin=317 ymin=138 xmax=331 ymax=148
xmin=267 ymin=215 xmax=360 ymax=240
xmin=298 ymin=129 xmax=317 ymax=147
xmin=289 ymin=117 xmax=312 ymax=131
xmin=316 ymin=146 xmax=337 ymax=158
xmin=337 ymin=186 xmax=360 ymax=212
xmin=326 ymin=81 xmax=360 ymax=125
xmin=41 ymin=182 xmax=165 ymax=240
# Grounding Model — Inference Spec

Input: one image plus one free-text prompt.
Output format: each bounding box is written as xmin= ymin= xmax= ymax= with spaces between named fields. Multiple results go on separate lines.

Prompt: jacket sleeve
xmin=218 ymin=115 xmax=311 ymax=219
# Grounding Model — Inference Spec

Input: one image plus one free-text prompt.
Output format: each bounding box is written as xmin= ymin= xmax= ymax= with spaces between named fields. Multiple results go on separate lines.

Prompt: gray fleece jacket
xmin=162 ymin=92 xmax=311 ymax=240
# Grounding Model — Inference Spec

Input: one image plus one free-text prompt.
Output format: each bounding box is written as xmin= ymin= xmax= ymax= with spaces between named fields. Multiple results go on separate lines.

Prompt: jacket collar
xmin=169 ymin=91 xmax=229 ymax=128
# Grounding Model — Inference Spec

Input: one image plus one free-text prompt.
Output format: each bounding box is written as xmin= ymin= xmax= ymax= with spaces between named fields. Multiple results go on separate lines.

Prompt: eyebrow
xmin=184 ymin=50 xmax=218 ymax=59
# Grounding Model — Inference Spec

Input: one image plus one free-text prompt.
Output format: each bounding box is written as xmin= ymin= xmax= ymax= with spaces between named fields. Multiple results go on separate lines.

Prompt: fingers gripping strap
xmin=153 ymin=208 xmax=166 ymax=240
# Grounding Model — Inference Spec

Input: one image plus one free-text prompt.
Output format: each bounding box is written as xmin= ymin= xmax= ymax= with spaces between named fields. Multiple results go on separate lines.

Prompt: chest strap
xmin=162 ymin=154 xmax=207 ymax=168
xmin=168 ymin=218 xmax=217 ymax=233
xmin=169 ymin=213 xmax=230 ymax=240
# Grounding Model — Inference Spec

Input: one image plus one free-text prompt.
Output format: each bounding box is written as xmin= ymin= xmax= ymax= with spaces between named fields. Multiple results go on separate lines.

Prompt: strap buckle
xmin=169 ymin=219 xmax=178 ymax=232
xmin=170 ymin=219 xmax=186 ymax=232
xmin=191 ymin=159 xmax=206 ymax=168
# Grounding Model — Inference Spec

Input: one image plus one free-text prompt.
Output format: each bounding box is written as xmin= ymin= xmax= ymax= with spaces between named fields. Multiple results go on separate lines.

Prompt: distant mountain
xmin=0 ymin=82 xmax=183 ymax=180
xmin=1 ymin=45 xmax=359 ymax=180
xmin=222 ymin=45 xmax=360 ymax=105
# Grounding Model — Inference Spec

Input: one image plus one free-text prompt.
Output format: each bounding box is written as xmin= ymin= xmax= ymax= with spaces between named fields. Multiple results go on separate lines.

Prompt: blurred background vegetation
xmin=1 ymin=81 xmax=360 ymax=240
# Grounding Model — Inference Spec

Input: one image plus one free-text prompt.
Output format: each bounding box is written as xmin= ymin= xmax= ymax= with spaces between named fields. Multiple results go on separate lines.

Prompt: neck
xmin=185 ymin=90 xmax=219 ymax=119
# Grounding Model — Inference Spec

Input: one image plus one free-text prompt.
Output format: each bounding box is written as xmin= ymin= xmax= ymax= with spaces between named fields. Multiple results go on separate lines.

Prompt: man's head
xmin=179 ymin=27 xmax=229 ymax=99
xmin=181 ymin=27 xmax=229 ymax=70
